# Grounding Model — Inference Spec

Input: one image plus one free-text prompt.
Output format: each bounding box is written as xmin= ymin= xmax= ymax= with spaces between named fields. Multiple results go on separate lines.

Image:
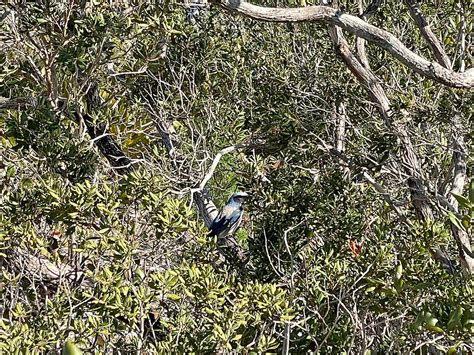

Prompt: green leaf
xmin=62 ymin=341 xmax=82 ymax=355
xmin=425 ymin=312 xmax=438 ymax=327
xmin=425 ymin=324 xmax=444 ymax=333
xmin=451 ymin=193 xmax=470 ymax=209
xmin=214 ymin=324 xmax=226 ymax=340
xmin=415 ymin=311 xmax=439 ymax=329
xmin=364 ymin=286 xmax=376 ymax=294
xmin=461 ymin=215 xmax=471 ymax=229
xmin=135 ymin=267 xmax=145 ymax=280
xmin=448 ymin=212 xmax=463 ymax=230
xmin=6 ymin=166 xmax=15 ymax=178
xmin=447 ymin=305 xmax=463 ymax=331
xmin=232 ymin=333 xmax=243 ymax=341
xmin=394 ymin=263 xmax=403 ymax=280
xmin=166 ymin=293 xmax=181 ymax=301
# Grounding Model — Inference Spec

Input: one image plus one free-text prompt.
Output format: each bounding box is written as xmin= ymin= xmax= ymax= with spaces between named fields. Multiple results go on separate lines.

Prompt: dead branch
xmin=403 ymin=0 xmax=451 ymax=69
xmin=447 ymin=113 xmax=474 ymax=272
xmin=333 ymin=100 xmax=351 ymax=178
xmin=356 ymin=0 xmax=381 ymax=68
xmin=448 ymin=116 xmax=467 ymax=209
xmin=198 ymin=145 xmax=238 ymax=191
xmin=334 ymin=100 xmax=346 ymax=153
xmin=0 ymin=96 xmax=37 ymax=109
xmin=213 ymin=0 xmax=474 ymax=88
xmin=8 ymin=248 xmax=91 ymax=288
xmin=326 ymin=26 xmax=474 ymax=273
xmin=327 ymin=26 xmax=433 ymax=216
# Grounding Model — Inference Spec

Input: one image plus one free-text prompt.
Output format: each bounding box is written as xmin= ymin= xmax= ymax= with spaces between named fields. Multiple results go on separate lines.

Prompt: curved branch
xmin=214 ymin=0 xmax=473 ymax=88
xmin=198 ymin=139 xmax=265 ymax=191
xmin=198 ymin=145 xmax=238 ymax=191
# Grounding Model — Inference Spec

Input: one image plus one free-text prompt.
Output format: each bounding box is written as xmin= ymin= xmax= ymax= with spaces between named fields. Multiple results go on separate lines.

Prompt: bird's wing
xmin=221 ymin=205 xmax=242 ymax=224
xmin=208 ymin=211 xmax=225 ymax=236
xmin=209 ymin=205 xmax=242 ymax=237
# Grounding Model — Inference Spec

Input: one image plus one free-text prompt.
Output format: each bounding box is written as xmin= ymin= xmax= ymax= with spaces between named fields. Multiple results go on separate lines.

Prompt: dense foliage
xmin=0 ymin=0 xmax=472 ymax=353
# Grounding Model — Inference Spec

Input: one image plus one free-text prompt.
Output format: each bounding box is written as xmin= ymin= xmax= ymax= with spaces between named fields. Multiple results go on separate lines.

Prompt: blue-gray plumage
xmin=208 ymin=192 xmax=249 ymax=238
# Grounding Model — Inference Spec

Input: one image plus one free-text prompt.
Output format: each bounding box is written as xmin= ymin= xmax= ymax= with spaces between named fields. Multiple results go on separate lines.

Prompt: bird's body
xmin=208 ymin=192 xmax=248 ymax=238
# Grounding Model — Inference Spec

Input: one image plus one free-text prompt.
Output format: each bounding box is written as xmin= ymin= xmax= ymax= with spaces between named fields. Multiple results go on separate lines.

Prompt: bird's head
xmin=229 ymin=192 xmax=249 ymax=205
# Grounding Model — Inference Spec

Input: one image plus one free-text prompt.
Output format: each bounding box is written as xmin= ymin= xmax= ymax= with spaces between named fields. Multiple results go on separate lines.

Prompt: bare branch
xmin=198 ymin=145 xmax=238 ymax=191
xmin=447 ymin=113 xmax=474 ymax=273
xmin=334 ymin=100 xmax=346 ymax=152
xmin=448 ymin=116 xmax=467 ymax=208
xmin=328 ymin=25 xmax=434 ymax=220
xmin=0 ymin=96 xmax=37 ymax=109
xmin=282 ymin=323 xmax=291 ymax=355
xmin=333 ymin=100 xmax=351 ymax=178
xmin=327 ymin=25 xmax=474 ymax=272
xmin=327 ymin=26 xmax=391 ymax=115
xmin=403 ymin=0 xmax=451 ymax=68
xmin=355 ymin=0 xmax=373 ymax=68
xmin=356 ymin=0 xmax=382 ymax=69
xmin=213 ymin=0 xmax=474 ymax=88
xmin=197 ymin=139 xmax=265 ymax=191
xmin=8 ymin=249 xmax=91 ymax=288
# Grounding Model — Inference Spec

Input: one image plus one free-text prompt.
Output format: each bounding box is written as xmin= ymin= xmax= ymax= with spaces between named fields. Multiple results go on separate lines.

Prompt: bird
xmin=208 ymin=192 xmax=249 ymax=238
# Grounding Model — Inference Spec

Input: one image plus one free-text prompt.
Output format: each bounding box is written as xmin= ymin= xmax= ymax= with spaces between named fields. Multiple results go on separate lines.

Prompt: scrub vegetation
xmin=0 ymin=0 xmax=473 ymax=352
